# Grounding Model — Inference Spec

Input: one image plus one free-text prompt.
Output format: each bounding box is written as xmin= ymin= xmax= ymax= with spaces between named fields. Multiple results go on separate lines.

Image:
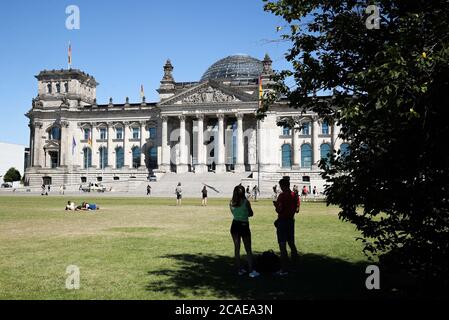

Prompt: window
xmin=83 ymin=128 xmax=90 ymax=140
xmin=50 ymin=127 xmax=61 ymax=140
xmin=43 ymin=176 xmax=52 ymax=185
xmin=49 ymin=151 xmax=59 ymax=168
xmin=148 ymin=147 xmax=157 ymax=169
xmin=97 ymin=177 xmax=103 ymax=182
xmin=148 ymin=127 xmax=157 ymax=139
xmin=115 ymin=147 xmax=124 ymax=169
xmin=302 ymin=176 xmax=310 ymax=182
xmin=116 ymin=127 xmax=123 ymax=140
xmin=99 ymin=147 xmax=108 ymax=169
xmin=132 ymin=127 xmax=140 ymax=139
xmin=80 ymin=177 xmax=87 ymax=183
xmin=47 ymin=83 xmax=52 ymax=94
xmin=64 ymin=82 xmax=69 ymax=93
xmin=113 ymin=176 xmax=120 ymax=181
xmin=99 ymin=128 xmax=107 ymax=140
xmin=56 ymin=83 xmax=61 ymax=93
xmin=322 ymin=121 xmax=329 ymax=135
xmin=301 ymin=144 xmax=312 ymax=168
xmin=132 ymin=147 xmax=141 ymax=168
xmin=83 ymin=147 xmax=92 ymax=169
xmin=340 ymin=143 xmax=350 ymax=158
xmin=281 ymin=144 xmax=292 ymax=168
xmin=282 ymin=126 xmax=291 ymax=136
xmin=320 ymin=143 xmax=331 ymax=161
xmin=301 ymin=122 xmax=310 ymax=135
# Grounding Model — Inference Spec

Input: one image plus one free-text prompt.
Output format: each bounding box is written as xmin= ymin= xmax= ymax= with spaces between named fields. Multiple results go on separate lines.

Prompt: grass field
xmin=0 ymin=196 xmax=383 ymax=300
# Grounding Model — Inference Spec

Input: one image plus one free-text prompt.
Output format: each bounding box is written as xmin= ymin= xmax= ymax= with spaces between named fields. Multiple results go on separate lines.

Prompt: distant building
xmin=24 ymin=54 xmax=347 ymax=189
xmin=0 ymin=142 xmax=28 ymax=184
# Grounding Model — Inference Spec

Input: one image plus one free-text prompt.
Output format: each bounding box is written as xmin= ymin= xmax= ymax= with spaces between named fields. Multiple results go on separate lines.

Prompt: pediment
xmin=159 ymin=81 xmax=255 ymax=106
xmin=43 ymin=140 xmax=60 ymax=150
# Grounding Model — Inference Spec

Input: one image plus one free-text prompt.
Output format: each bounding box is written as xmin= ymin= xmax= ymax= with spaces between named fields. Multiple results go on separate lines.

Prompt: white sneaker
xmin=249 ymin=270 xmax=260 ymax=278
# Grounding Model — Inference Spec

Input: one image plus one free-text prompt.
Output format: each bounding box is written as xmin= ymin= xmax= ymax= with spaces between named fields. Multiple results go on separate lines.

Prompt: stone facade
xmin=24 ymin=55 xmax=344 ymax=191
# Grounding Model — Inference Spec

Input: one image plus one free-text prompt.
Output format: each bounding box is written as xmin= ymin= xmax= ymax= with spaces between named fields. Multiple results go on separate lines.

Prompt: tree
xmin=3 ymin=167 xmax=21 ymax=183
xmin=262 ymin=0 xmax=449 ymax=285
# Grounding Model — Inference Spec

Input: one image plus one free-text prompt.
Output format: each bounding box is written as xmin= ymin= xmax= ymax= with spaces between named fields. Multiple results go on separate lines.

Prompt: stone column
xmin=60 ymin=121 xmax=70 ymax=167
xmin=160 ymin=116 xmax=170 ymax=171
xmin=177 ymin=115 xmax=188 ymax=173
xmin=292 ymin=119 xmax=300 ymax=169
xmin=123 ymin=122 xmax=131 ymax=168
xmin=235 ymin=113 xmax=245 ymax=172
xmin=33 ymin=122 xmax=43 ymax=167
xmin=140 ymin=121 xmax=146 ymax=168
xmin=312 ymin=117 xmax=321 ymax=169
xmin=332 ymin=123 xmax=341 ymax=151
xmin=195 ymin=115 xmax=207 ymax=173
xmin=216 ymin=114 xmax=226 ymax=173
xmin=91 ymin=123 xmax=98 ymax=169
xmin=107 ymin=123 xmax=114 ymax=168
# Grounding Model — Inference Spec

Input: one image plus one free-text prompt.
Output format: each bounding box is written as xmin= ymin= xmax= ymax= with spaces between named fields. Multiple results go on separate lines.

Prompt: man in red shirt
xmin=273 ymin=177 xmax=300 ymax=275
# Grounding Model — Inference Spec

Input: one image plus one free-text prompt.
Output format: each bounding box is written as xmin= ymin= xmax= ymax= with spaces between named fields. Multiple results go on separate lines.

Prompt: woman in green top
xmin=229 ymin=185 xmax=260 ymax=278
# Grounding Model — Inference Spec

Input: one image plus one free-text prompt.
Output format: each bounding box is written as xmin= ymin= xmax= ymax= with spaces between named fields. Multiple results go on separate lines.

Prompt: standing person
xmin=273 ymin=178 xmax=300 ymax=276
xmin=175 ymin=182 xmax=182 ymax=206
xmin=47 ymin=185 xmax=51 ymax=194
xmin=201 ymin=186 xmax=208 ymax=206
xmin=312 ymin=186 xmax=317 ymax=201
xmin=59 ymin=185 xmax=64 ymax=195
xmin=147 ymin=184 xmax=151 ymax=196
xmin=41 ymin=184 xmax=47 ymax=196
xmin=272 ymin=185 xmax=279 ymax=201
xmin=252 ymin=185 xmax=259 ymax=201
xmin=246 ymin=186 xmax=251 ymax=200
xmin=229 ymin=185 xmax=260 ymax=278
xmin=301 ymin=185 xmax=308 ymax=202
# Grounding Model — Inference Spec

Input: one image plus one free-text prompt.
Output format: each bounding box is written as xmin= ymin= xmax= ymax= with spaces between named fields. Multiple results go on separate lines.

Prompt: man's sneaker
xmin=249 ymin=270 xmax=260 ymax=278
xmin=238 ymin=269 xmax=247 ymax=276
xmin=274 ymin=270 xmax=288 ymax=276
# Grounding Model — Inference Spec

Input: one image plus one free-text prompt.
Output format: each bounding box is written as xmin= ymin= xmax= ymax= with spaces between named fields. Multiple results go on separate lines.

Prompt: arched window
xmin=64 ymin=82 xmax=69 ymax=93
xmin=132 ymin=147 xmax=141 ymax=168
xmin=47 ymin=83 xmax=52 ymax=94
xmin=99 ymin=147 xmax=108 ymax=169
xmin=320 ymin=143 xmax=331 ymax=161
xmin=115 ymin=147 xmax=124 ymax=169
xmin=148 ymin=147 xmax=157 ymax=169
xmin=301 ymin=144 xmax=312 ymax=168
xmin=56 ymin=83 xmax=61 ymax=93
xmin=50 ymin=127 xmax=61 ymax=140
xmin=83 ymin=147 xmax=92 ymax=169
xmin=281 ymin=144 xmax=292 ymax=168
xmin=340 ymin=143 xmax=350 ymax=158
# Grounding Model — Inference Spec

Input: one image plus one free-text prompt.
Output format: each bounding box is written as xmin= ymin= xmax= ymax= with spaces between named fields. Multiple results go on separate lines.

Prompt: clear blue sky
xmin=0 ymin=0 xmax=291 ymax=146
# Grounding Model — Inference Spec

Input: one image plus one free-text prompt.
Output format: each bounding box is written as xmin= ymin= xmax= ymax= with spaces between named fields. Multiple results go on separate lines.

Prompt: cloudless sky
xmin=0 ymin=0 xmax=292 ymax=146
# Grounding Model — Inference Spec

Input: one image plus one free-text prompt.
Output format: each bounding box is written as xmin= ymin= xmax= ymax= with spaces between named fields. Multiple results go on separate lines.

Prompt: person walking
xmin=147 ymin=184 xmax=151 ymax=196
xmin=312 ymin=186 xmax=317 ymax=201
xmin=301 ymin=185 xmax=308 ymax=202
xmin=273 ymin=178 xmax=300 ymax=276
xmin=175 ymin=182 xmax=182 ymax=206
xmin=229 ymin=185 xmax=260 ymax=278
xmin=201 ymin=186 xmax=208 ymax=206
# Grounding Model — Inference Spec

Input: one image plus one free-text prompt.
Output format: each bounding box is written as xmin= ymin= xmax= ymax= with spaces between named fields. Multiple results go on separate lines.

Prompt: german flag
xmin=258 ymin=75 xmax=263 ymax=108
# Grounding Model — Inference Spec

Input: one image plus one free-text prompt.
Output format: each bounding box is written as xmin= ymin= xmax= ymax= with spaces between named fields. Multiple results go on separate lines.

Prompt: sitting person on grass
xmin=65 ymin=201 xmax=76 ymax=211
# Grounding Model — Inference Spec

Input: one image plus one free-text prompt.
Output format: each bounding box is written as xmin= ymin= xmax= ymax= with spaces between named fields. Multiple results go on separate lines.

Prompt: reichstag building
xmin=24 ymin=54 xmax=347 ymax=189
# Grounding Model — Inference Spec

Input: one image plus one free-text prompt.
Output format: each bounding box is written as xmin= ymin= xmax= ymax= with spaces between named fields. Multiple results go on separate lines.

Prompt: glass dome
xmin=200 ymin=54 xmax=263 ymax=82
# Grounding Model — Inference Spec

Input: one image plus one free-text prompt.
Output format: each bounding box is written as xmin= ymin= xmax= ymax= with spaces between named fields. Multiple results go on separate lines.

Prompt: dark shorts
xmin=176 ymin=194 xmax=182 ymax=200
xmin=202 ymin=194 xmax=207 ymax=199
xmin=230 ymin=220 xmax=251 ymax=238
xmin=275 ymin=218 xmax=295 ymax=243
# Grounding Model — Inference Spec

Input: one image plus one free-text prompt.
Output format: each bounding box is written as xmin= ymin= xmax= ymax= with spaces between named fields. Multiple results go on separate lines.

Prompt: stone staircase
xmin=133 ymin=172 xmax=253 ymax=198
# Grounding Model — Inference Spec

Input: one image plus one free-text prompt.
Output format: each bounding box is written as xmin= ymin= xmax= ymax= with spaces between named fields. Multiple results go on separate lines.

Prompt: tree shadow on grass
xmin=146 ymin=253 xmax=383 ymax=299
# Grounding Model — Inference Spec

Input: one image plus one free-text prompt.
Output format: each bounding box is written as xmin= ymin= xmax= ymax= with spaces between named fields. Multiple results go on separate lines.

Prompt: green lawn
xmin=0 ymin=196 xmax=383 ymax=299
